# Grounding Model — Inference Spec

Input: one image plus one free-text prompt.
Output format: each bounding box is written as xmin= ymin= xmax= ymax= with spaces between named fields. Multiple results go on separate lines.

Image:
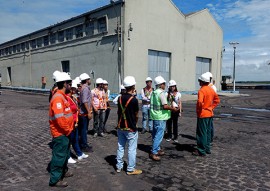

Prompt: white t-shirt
xmin=166 ymin=91 xmax=181 ymax=107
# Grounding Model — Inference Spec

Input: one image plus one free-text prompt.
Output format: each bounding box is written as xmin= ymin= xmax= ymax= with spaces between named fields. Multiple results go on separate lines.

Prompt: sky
xmin=0 ymin=0 xmax=269 ymax=81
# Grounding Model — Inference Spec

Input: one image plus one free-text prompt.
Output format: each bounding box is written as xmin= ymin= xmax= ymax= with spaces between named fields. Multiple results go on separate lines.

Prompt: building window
xmin=16 ymin=44 xmax=21 ymax=52
xmin=21 ymin=42 xmax=25 ymax=51
xmin=58 ymin=31 xmax=64 ymax=42
xmin=85 ymin=21 xmax=94 ymax=36
xmin=66 ymin=28 xmax=73 ymax=41
xmin=61 ymin=60 xmax=70 ymax=73
xmin=75 ymin=25 xmax=83 ymax=38
xmin=50 ymin=33 xmax=56 ymax=44
xmin=148 ymin=50 xmax=171 ymax=83
xmin=5 ymin=48 xmax=8 ymax=55
xmin=13 ymin=45 xmax=16 ymax=53
xmin=31 ymin=39 xmax=37 ymax=49
xmin=8 ymin=47 xmax=12 ymax=54
xmin=44 ymin=36 xmax=49 ymax=46
xmin=37 ymin=38 xmax=42 ymax=48
xmin=98 ymin=17 xmax=107 ymax=33
xmin=7 ymin=67 xmax=12 ymax=85
xmin=25 ymin=42 xmax=29 ymax=50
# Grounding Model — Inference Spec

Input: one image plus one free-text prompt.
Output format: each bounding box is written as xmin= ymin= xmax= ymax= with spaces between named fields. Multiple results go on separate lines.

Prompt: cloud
xmin=208 ymin=0 xmax=270 ymax=81
xmin=0 ymin=0 xmax=108 ymax=43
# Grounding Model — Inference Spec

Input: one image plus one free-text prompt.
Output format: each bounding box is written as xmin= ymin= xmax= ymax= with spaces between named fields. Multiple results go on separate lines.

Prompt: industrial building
xmin=0 ymin=0 xmax=223 ymax=93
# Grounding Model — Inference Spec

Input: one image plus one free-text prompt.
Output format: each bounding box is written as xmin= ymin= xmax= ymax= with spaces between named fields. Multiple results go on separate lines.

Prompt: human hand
xmin=88 ymin=113 xmax=93 ymax=120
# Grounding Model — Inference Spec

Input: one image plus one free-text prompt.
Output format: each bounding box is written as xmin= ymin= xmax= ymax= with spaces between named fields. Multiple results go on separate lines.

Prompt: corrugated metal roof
xmin=0 ymin=0 xmax=123 ymax=46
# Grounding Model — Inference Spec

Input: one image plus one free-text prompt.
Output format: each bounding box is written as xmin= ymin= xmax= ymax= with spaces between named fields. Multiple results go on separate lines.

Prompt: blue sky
xmin=0 ymin=0 xmax=269 ymax=81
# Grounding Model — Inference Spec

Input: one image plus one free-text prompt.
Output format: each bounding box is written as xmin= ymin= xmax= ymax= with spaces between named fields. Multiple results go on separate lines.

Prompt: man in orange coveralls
xmin=48 ymin=72 xmax=74 ymax=187
xmin=193 ymin=72 xmax=220 ymax=157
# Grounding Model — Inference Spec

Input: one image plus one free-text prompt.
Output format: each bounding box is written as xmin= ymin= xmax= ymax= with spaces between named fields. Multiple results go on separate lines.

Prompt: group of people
xmin=47 ymin=70 xmax=219 ymax=187
xmin=48 ymin=71 xmax=110 ymax=187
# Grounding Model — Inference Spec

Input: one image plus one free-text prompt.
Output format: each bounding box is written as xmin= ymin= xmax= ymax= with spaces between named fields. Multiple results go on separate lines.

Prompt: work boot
xmin=149 ymin=153 xmax=161 ymax=161
xmin=126 ymin=169 xmax=142 ymax=175
xmin=50 ymin=180 xmax=68 ymax=187
xmin=192 ymin=150 xmax=206 ymax=157
xmin=64 ymin=171 xmax=73 ymax=178
xmin=157 ymin=150 xmax=165 ymax=156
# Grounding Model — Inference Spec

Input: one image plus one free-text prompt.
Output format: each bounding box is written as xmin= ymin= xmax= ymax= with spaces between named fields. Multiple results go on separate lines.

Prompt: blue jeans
xmin=78 ymin=115 xmax=89 ymax=149
xmin=116 ymin=130 xmax=138 ymax=172
xmin=142 ymin=106 xmax=153 ymax=131
xmin=152 ymin=120 xmax=166 ymax=155
xmin=70 ymin=128 xmax=83 ymax=157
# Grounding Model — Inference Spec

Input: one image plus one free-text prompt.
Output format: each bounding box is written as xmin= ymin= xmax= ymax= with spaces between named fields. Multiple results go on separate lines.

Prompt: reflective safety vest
xmin=150 ymin=89 xmax=171 ymax=120
xmin=117 ymin=96 xmax=134 ymax=131
xmin=49 ymin=90 xmax=74 ymax=138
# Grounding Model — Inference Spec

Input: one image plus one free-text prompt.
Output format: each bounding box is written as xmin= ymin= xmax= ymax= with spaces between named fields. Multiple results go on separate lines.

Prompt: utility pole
xmin=229 ymin=42 xmax=239 ymax=92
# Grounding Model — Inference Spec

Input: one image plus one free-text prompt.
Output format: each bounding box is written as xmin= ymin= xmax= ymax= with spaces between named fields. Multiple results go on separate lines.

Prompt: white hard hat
xmin=120 ymin=85 xmax=125 ymax=90
xmin=96 ymin=78 xmax=103 ymax=84
xmin=154 ymin=76 xmax=166 ymax=85
xmin=123 ymin=76 xmax=136 ymax=87
xmin=103 ymin=80 xmax=108 ymax=85
xmin=74 ymin=77 xmax=81 ymax=85
xmin=146 ymin=77 xmax=152 ymax=82
xmin=71 ymin=80 xmax=78 ymax=88
xmin=55 ymin=72 xmax=72 ymax=83
xmin=52 ymin=70 xmax=61 ymax=80
xmin=199 ymin=73 xmax=210 ymax=82
xmin=79 ymin=73 xmax=90 ymax=81
xmin=168 ymin=80 xmax=177 ymax=87
xmin=205 ymin=72 xmax=213 ymax=78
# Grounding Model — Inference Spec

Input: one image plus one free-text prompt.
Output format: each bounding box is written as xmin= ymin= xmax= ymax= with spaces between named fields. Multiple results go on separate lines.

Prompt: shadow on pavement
xmin=173 ymin=143 xmax=196 ymax=153
xmin=180 ymin=134 xmax=196 ymax=140
xmin=137 ymin=144 xmax=152 ymax=154
xmin=104 ymin=155 xmax=127 ymax=171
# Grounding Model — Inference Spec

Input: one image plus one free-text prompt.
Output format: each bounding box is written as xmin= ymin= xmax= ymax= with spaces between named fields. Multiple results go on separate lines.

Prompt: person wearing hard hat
xmin=166 ymin=80 xmax=182 ymax=143
xmin=149 ymin=76 xmax=178 ymax=161
xmin=141 ymin=77 xmax=154 ymax=134
xmin=205 ymin=72 xmax=217 ymax=143
xmin=103 ymin=80 xmax=111 ymax=133
xmin=192 ymin=73 xmax=220 ymax=157
xmin=116 ymin=76 xmax=142 ymax=175
xmin=78 ymin=73 xmax=93 ymax=153
xmin=91 ymin=78 xmax=107 ymax=137
xmin=48 ymin=72 xmax=74 ymax=187
xmin=113 ymin=85 xmax=126 ymax=105
xmin=49 ymin=70 xmax=61 ymax=102
xmin=66 ymin=81 xmax=89 ymax=164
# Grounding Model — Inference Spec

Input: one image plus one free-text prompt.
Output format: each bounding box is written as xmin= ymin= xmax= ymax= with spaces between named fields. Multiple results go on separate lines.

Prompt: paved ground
xmin=0 ymin=89 xmax=270 ymax=191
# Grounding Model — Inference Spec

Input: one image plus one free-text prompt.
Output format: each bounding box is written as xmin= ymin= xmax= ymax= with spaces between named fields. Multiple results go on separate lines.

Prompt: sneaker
xmin=100 ymin=133 xmax=106 ymax=137
xmin=93 ymin=133 xmax=98 ymax=138
xmin=68 ymin=157 xmax=76 ymax=164
xmin=78 ymin=153 xmax=89 ymax=160
xmin=141 ymin=129 xmax=147 ymax=134
xmin=50 ymin=180 xmax=68 ymax=187
xmin=116 ymin=168 xmax=122 ymax=173
xmin=157 ymin=150 xmax=165 ymax=156
xmin=173 ymin=139 xmax=178 ymax=143
xmin=149 ymin=153 xmax=161 ymax=161
xmin=166 ymin=138 xmax=171 ymax=142
xmin=64 ymin=171 xmax=73 ymax=178
xmin=126 ymin=169 xmax=142 ymax=175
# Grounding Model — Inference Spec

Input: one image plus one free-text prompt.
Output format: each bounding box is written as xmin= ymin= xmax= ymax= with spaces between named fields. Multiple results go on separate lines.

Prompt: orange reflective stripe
xmin=117 ymin=96 xmax=134 ymax=129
